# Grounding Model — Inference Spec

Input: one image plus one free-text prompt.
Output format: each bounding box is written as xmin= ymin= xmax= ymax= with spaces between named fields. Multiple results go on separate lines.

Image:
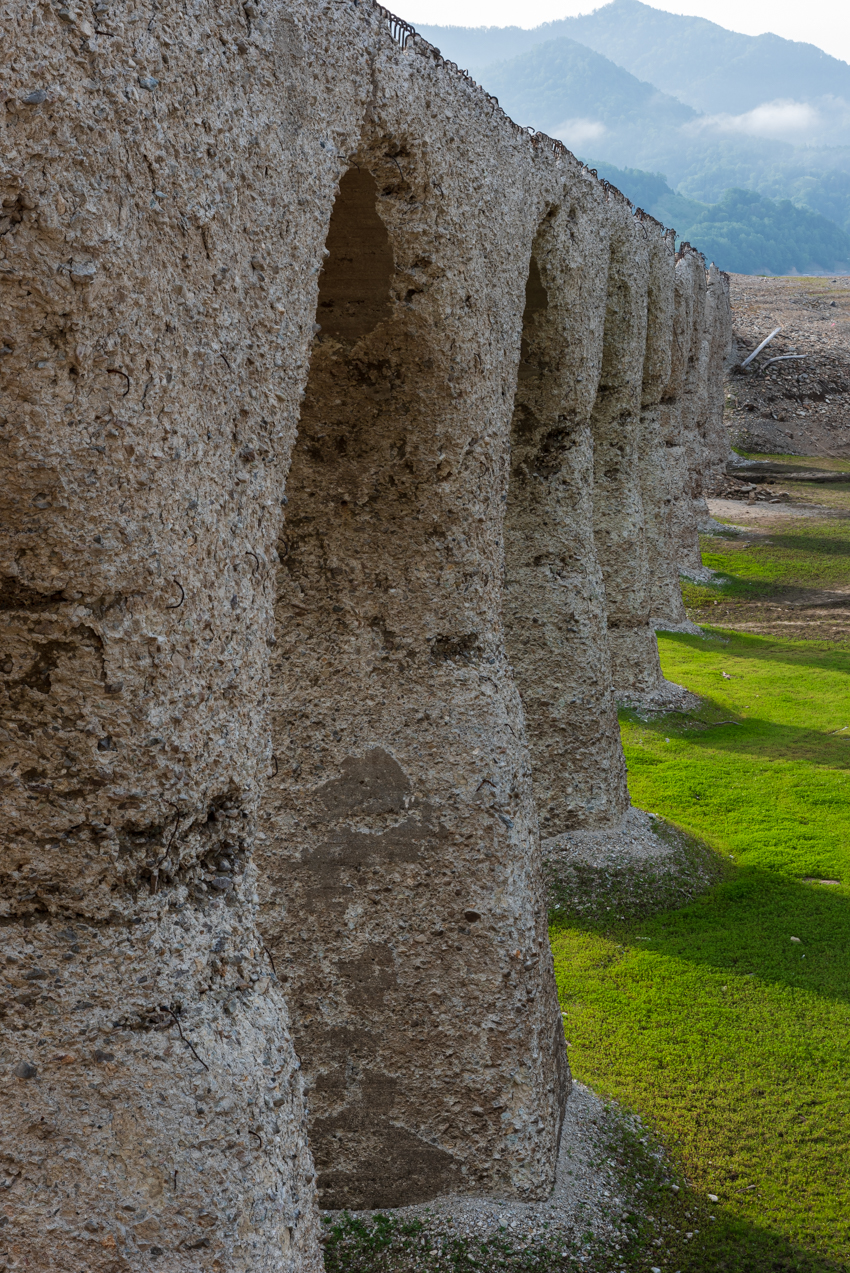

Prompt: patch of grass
xmin=682 ymin=519 xmax=850 ymax=611
xmin=552 ymin=876 xmax=850 ymax=1271
xmin=550 ymin=625 xmax=850 ymax=1271
xmin=320 ymin=1210 xmax=592 ymax=1271
xmin=731 ymin=450 xmax=850 ymax=473
xmin=623 ymin=631 xmax=850 ymax=879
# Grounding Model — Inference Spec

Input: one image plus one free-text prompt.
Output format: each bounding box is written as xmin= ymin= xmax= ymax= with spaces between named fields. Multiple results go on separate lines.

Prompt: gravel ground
xmin=543 ymin=806 xmax=726 ymax=929
xmin=542 ymin=807 xmax=677 ymax=872
xmin=324 ymin=1081 xmax=654 ymax=1259
xmin=615 ymin=678 xmax=701 ymax=717
xmin=724 ymin=273 xmax=850 ymax=457
xmin=706 ymin=497 xmax=827 ymax=521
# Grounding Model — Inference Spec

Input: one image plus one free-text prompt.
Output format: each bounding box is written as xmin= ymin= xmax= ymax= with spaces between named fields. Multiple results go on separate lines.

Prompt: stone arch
xmin=637 ymin=224 xmax=696 ymax=631
xmin=315 ymin=166 xmax=394 ymax=341
xmin=503 ymin=196 xmax=629 ymax=833
xmin=590 ymin=203 xmax=665 ymax=701
xmin=257 ymin=146 xmax=567 ymax=1210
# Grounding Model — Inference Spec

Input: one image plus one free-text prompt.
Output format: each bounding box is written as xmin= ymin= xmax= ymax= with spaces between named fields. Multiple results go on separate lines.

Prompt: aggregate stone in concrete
xmin=1 ymin=0 xmax=732 ymax=1259
xmin=504 ymin=194 xmax=629 ymax=835
xmin=591 ymin=203 xmax=658 ymax=700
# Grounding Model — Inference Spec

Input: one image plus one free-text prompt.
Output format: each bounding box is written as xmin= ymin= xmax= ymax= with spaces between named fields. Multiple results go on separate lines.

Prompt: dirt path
xmin=725 ymin=273 xmax=850 ymax=457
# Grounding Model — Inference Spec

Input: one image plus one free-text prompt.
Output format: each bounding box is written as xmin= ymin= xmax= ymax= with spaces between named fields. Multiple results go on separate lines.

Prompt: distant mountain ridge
xmin=480 ymin=36 xmax=695 ymax=143
xmin=417 ymin=0 xmax=850 ymax=116
xmin=587 ymin=162 xmax=850 ymax=275
xmin=415 ymin=1 xmax=850 ymax=272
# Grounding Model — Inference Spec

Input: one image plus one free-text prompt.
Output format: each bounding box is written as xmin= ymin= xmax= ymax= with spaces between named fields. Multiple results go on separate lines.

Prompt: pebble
xmin=14 ymin=1060 xmax=37 ymax=1079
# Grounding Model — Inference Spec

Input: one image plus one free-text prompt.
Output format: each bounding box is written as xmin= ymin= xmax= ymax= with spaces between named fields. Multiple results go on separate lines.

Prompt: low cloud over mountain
xmin=417 ymin=0 xmax=850 ymax=272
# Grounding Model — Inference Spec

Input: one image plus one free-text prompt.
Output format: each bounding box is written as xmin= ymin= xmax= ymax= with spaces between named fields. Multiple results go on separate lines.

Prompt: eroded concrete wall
xmin=651 ymin=250 xmax=733 ymax=621
xmin=665 ymin=247 xmax=712 ymax=581
xmin=503 ymin=195 xmax=628 ymax=834
xmin=0 ymin=0 xmax=356 ymax=1265
xmin=1 ymin=0 xmax=732 ymax=1260
xmin=699 ymin=265 xmax=735 ymax=489
xmin=256 ymin=111 xmax=570 ymax=1209
xmin=589 ymin=201 xmax=666 ymax=700
xmin=638 ymin=226 xmax=695 ymax=633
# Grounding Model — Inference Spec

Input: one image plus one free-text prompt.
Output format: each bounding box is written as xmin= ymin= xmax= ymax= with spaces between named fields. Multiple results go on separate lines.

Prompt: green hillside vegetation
xmin=417 ymin=1 xmax=850 ymax=272
xmin=754 ymin=164 xmax=850 ymax=237
xmin=665 ymin=147 xmax=850 ymax=233
xmin=586 ymin=162 xmax=704 ymax=226
xmin=677 ymin=187 xmax=850 ymax=275
xmin=588 ymin=162 xmax=850 ymax=274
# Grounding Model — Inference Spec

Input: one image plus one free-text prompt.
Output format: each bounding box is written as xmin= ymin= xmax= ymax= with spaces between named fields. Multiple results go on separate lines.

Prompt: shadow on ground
xmin=658 ymin=627 xmax=850 ymax=681
xmin=629 ymin=698 xmax=850 ymax=770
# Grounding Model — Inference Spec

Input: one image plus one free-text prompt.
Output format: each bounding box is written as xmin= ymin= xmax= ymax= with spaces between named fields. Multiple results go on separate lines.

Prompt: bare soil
xmin=724 ymin=273 xmax=850 ymax=457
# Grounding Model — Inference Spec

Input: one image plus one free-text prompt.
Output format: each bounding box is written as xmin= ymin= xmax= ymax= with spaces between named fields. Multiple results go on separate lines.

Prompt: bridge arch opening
xmin=503 ymin=206 xmax=629 ymax=834
xmin=258 ymin=156 xmax=566 ymax=1209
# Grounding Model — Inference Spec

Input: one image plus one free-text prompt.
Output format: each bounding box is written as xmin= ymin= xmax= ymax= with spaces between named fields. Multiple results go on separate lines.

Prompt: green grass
xmin=625 ymin=631 xmax=850 ymax=878
xmin=551 ymin=629 xmax=850 ymax=1271
xmin=731 ymin=450 xmax=850 ymax=473
xmin=321 ymin=1211 xmax=587 ymax=1271
xmin=682 ymin=519 xmax=850 ymax=609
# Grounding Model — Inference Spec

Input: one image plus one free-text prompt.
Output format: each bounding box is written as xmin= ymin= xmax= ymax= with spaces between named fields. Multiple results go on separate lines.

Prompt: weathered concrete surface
xmin=1 ymin=0 xmax=733 ymax=1255
xmin=2 ymin=910 xmax=316 ymax=1271
xmin=700 ymin=265 xmax=735 ymax=488
xmin=504 ymin=198 xmax=629 ymax=834
xmin=660 ymin=251 xmax=734 ymax=590
xmin=0 ymin=0 xmax=339 ymax=1265
xmin=665 ymin=248 xmax=713 ymax=582
xmin=639 ymin=228 xmax=699 ymax=634
xmin=589 ymin=203 xmax=667 ymax=700
xmin=257 ymin=115 xmax=571 ymax=1208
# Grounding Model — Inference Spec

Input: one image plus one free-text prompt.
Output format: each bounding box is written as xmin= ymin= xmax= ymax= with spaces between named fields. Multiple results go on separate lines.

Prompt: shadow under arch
xmin=257 ymin=150 xmax=566 ymax=1211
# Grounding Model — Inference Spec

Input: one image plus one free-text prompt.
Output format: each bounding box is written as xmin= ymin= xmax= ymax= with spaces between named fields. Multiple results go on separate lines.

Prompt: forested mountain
xmin=480 ymin=36 xmax=695 ymax=142
xmin=479 ymin=36 xmax=850 ymax=208
xmin=591 ymin=163 xmax=850 ymax=274
xmin=417 ymin=0 xmax=850 ymax=116
xmin=414 ymin=1 xmax=850 ymax=272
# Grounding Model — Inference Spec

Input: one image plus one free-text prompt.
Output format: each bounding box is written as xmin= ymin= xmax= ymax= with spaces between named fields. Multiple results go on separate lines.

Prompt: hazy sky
xmin=401 ymin=0 xmax=850 ymax=66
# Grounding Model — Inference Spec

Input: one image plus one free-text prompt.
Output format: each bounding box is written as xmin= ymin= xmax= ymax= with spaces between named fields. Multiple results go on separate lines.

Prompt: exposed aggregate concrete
xmin=327 ymin=1081 xmax=649 ymax=1257
xmin=1 ymin=0 xmax=731 ymax=1264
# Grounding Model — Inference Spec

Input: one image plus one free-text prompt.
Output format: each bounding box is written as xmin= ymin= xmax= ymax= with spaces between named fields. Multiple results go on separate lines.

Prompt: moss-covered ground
xmin=551 ymin=463 xmax=850 ymax=1272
